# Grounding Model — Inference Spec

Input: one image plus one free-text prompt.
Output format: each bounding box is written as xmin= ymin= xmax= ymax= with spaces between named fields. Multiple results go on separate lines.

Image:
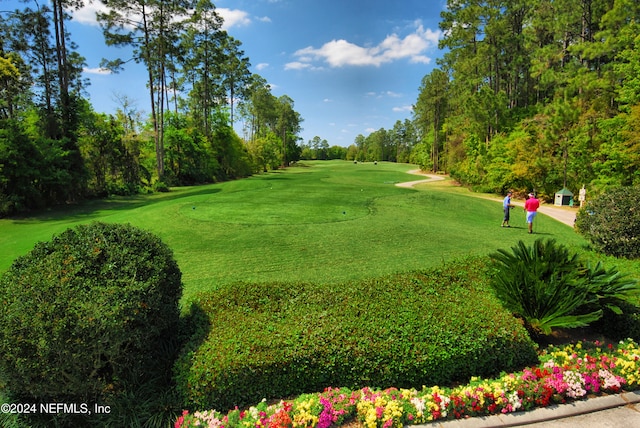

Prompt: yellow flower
xmin=374 ymin=395 xmax=387 ymax=408
xmin=357 ymin=400 xmax=378 ymax=428
xmin=384 ymin=400 xmax=402 ymax=419
xmin=400 ymin=388 xmax=415 ymax=400
xmin=292 ymin=411 xmax=317 ymax=427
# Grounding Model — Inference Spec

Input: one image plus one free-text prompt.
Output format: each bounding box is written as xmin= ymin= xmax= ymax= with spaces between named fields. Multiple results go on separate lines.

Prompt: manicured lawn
xmin=0 ymin=160 xmax=588 ymax=304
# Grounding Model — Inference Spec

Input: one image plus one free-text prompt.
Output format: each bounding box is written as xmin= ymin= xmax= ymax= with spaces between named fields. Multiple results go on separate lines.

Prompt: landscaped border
xmin=174 ymin=339 xmax=640 ymax=428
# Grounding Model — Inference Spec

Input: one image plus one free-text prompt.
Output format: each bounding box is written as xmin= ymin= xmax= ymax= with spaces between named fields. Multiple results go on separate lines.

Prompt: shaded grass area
xmin=0 ymin=160 xmax=591 ymax=305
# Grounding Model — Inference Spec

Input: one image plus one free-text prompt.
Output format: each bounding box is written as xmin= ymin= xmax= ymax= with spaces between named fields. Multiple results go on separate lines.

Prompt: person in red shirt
xmin=524 ymin=192 xmax=540 ymax=234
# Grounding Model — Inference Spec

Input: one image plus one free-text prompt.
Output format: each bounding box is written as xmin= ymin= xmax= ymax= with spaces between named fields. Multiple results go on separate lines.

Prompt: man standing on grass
xmin=501 ymin=190 xmax=514 ymax=227
xmin=524 ymin=192 xmax=540 ymax=234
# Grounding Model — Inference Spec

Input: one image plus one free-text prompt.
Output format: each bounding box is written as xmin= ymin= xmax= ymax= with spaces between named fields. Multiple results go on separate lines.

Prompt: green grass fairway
xmin=0 ymin=161 xmax=587 ymax=304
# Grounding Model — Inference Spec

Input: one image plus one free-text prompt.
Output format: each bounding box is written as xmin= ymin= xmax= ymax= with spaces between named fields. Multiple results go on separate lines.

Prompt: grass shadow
xmin=174 ymin=301 xmax=212 ymax=408
xmin=9 ymin=187 xmax=223 ymax=223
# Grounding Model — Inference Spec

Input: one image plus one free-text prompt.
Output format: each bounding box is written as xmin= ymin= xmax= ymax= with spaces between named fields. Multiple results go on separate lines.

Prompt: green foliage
xmin=211 ymin=117 xmax=253 ymax=180
xmin=0 ymin=222 xmax=183 ymax=427
xmin=153 ymin=180 xmax=170 ymax=192
xmin=78 ymin=110 xmax=143 ymax=196
xmin=299 ymin=136 xmax=349 ymax=161
xmin=579 ymin=261 xmax=640 ymax=315
xmin=174 ymin=258 xmax=538 ymax=412
xmin=408 ymin=141 xmax=431 ymax=171
xmin=0 ymin=120 xmax=45 ymax=215
xmin=490 ymin=238 xmax=640 ymax=336
xmin=164 ymin=111 xmax=215 ymax=185
xmin=575 ymin=185 xmax=640 ymax=258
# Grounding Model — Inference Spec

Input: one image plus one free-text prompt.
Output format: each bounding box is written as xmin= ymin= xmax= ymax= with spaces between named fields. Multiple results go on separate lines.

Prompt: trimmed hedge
xmin=0 ymin=222 xmax=182 ymax=426
xmin=174 ymin=258 xmax=538 ymax=411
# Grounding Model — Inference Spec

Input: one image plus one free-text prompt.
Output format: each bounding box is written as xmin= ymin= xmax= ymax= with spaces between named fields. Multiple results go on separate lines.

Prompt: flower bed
xmin=175 ymin=339 xmax=640 ymax=428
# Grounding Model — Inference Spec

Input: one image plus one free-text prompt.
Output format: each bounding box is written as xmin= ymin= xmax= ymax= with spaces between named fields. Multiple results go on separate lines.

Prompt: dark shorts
xmin=503 ymin=207 xmax=510 ymax=221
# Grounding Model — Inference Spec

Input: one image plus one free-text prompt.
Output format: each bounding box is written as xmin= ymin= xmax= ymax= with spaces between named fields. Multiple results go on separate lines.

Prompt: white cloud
xmin=366 ymin=91 xmax=403 ymax=99
xmin=393 ymin=105 xmax=413 ymax=112
xmin=295 ymin=39 xmax=381 ymax=67
xmin=256 ymin=63 xmax=269 ymax=71
xmin=410 ymin=55 xmax=432 ymax=65
xmin=284 ymin=61 xmax=312 ymax=71
xmin=67 ymin=3 xmax=107 ymax=26
xmin=284 ymin=61 xmax=323 ymax=71
xmin=83 ymin=67 xmax=112 ymax=75
xmin=218 ymin=8 xmax=252 ymax=28
xmin=290 ymin=21 xmax=441 ymax=69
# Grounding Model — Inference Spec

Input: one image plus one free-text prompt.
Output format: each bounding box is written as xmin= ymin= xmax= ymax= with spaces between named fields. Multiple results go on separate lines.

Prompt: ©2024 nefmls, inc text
xmin=1 ymin=402 xmax=111 ymax=416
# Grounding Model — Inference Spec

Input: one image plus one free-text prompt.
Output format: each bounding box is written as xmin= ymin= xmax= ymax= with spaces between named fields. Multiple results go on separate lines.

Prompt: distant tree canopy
xmin=343 ymin=119 xmax=420 ymax=164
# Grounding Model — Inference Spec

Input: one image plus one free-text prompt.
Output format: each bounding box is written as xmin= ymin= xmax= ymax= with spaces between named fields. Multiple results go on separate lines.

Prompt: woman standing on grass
xmin=524 ymin=193 xmax=540 ymax=234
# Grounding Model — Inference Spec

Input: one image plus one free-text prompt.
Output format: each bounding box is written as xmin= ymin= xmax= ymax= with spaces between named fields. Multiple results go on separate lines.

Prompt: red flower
xmin=268 ymin=409 xmax=293 ymax=428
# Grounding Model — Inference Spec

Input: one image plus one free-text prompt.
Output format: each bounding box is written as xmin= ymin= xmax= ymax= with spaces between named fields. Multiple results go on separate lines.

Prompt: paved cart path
xmin=397 ymin=170 xmax=578 ymax=227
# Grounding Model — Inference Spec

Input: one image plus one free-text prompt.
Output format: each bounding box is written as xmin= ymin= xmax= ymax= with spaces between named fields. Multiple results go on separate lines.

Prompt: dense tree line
xmin=299 ymin=136 xmax=348 ymax=161
xmin=0 ymin=0 xmax=302 ymax=216
xmin=413 ymin=0 xmax=640 ymax=199
xmin=343 ymin=119 xmax=420 ymax=164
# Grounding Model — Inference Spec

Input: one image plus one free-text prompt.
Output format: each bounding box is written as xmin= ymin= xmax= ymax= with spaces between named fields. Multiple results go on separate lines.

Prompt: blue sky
xmin=6 ymin=0 xmax=447 ymax=147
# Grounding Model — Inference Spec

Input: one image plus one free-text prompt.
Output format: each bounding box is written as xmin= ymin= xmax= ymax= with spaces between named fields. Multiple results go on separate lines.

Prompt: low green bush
xmin=174 ymin=258 xmax=538 ymax=412
xmin=575 ymin=185 xmax=640 ymax=259
xmin=0 ymin=222 xmax=183 ymax=427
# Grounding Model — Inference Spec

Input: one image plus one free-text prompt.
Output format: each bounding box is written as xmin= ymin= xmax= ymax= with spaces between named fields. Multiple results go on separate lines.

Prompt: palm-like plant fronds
xmin=488 ymin=239 xmax=636 ymax=335
xmin=579 ymin=261 xmax=640 ymax=315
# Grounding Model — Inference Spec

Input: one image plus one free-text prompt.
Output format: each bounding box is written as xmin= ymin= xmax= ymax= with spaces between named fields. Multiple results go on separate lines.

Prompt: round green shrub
xmin=0 ymin=222 xmax=182 ymax=425
xmin=575 ymin=185 xmax=640 ymax=259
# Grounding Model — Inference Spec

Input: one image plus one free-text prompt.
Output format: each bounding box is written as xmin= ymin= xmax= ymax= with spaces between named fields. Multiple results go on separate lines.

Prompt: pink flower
xmin=174 ymin=410 xmax=190 ymax=428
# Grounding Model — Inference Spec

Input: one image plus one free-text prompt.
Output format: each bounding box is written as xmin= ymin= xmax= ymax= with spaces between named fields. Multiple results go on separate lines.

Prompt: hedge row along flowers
xmin=175 ymin=339 xmax=640 ymax=428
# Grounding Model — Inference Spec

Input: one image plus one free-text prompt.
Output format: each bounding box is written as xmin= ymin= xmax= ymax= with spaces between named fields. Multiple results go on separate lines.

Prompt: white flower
xmin=508 ymin=392 xmax=522 ymax=411
xmin=411 ymin=397 xmax=426 ymax=414
xmin=563 ymin=371 xmax=587 ymax=398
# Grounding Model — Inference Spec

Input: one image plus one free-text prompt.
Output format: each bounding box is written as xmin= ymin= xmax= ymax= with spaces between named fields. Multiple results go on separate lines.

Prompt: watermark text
xmin=1 ymin=402 xmax=110 ymax=415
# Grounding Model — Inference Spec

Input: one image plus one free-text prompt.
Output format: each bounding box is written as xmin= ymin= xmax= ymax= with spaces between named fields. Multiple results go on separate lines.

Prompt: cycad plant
xmin=489 ymin=239 xmax=639 ymax=336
